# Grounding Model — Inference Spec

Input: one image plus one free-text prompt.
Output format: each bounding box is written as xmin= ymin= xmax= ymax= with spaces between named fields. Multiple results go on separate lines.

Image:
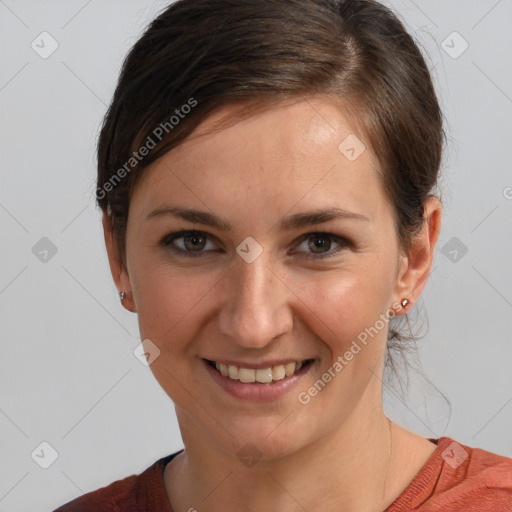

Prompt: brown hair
xmin=96 ymin=0 xmax=445 ymax=380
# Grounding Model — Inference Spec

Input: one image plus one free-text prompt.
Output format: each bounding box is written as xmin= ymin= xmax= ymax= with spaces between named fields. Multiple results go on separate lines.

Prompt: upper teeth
xmin=214 ymin=361 xmax=305 ymax=383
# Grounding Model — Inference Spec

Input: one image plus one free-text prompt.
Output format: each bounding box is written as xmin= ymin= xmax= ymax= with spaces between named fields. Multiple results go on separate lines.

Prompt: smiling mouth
xmin=204 ymin=359 xmax=315 ymax=384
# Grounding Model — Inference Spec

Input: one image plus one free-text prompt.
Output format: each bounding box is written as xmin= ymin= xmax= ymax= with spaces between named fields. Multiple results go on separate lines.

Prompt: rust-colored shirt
xmin=53 ymin=437 xmax=512 ymax=511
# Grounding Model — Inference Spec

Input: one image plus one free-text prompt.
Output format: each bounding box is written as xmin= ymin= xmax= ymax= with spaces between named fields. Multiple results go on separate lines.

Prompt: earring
xmin=119 ymin=291 xmax=126 ymax=301
xmin=400 ymin=298 xmax=409 ymax=309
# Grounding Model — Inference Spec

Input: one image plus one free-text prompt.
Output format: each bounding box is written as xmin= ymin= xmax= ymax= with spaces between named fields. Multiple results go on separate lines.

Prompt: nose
xmin=217 ymin=254 xmax=293 ymax=349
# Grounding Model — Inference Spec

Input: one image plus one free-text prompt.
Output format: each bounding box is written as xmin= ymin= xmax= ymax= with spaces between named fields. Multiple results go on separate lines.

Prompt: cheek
xmin=291 ymin=268 xmax=394 ymax=416
xmin=292 ymin=263 xmax=394 ymax=356
xmin=129 ymin=266 xmax=225 ymax=409
xmin=130 ymin=263 xmax=226 ymax=353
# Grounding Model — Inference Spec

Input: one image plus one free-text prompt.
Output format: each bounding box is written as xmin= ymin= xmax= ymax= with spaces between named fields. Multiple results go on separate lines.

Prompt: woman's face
xmin=118 ymin=98 xmax=416 ymax=460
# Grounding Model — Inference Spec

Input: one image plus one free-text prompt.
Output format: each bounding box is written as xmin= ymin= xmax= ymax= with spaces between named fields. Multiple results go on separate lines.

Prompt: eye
xmin=293 ymin=232 xmax=350 ymax=259
xmin=160 ymin=230 xmax=350 ymax=260
xmin=160 ymin=230 xmax=219 ymax=257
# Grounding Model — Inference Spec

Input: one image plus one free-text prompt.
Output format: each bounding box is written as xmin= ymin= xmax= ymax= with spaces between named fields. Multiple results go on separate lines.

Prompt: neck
xmin=165 ymin=393 xmax=404 ymax=512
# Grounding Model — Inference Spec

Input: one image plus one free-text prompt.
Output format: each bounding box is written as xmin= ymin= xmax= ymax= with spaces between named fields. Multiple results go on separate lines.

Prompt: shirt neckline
xmin=383 ymin=436 xmax=453 ymax=511
xmin=155 ymin=437 xmax=452 ymax=512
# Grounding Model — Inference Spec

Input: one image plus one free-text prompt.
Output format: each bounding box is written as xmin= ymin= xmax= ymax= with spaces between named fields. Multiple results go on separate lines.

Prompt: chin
xmin=207 ymin=413 xmax=318 ymax=466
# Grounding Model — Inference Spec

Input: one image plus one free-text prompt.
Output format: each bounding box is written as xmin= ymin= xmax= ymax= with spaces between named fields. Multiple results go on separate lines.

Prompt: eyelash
xmin=159 ymin=230 xmax=351 ymax=260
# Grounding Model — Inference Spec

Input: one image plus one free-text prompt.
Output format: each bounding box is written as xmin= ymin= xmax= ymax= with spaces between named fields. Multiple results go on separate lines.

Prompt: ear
xmin=392 ymin=196 xmax=442 ymax=315
xmin=102 ymin=211 xmax=136 ymax=312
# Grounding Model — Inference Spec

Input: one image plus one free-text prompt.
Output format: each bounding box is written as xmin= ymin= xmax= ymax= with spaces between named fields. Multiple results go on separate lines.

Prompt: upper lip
xmin=203 ymin=357 xmax=313 ymax=370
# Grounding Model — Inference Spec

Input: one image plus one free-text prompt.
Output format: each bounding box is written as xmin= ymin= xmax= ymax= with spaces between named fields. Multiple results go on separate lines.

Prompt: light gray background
xmin=1 ymin=1 xmax=511 ymax=510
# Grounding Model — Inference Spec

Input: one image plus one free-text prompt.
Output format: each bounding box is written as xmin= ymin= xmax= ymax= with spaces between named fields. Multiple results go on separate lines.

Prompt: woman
xmin=54 ymin=0 xmax=512 ymax=510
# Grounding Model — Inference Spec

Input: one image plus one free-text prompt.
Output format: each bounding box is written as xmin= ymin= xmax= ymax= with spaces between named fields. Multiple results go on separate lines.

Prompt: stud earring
xmin=119 ymin=291 xmax=126 ymax=301
xmin=400 ymin=298 xmax=409 ymax=309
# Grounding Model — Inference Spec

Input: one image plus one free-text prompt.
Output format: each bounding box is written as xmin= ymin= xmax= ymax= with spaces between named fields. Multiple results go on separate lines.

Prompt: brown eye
xmin=161 ymin=230 xmax=217 ymax=257
xmin=182 ymin=233 xmax=207 ymax=251
xmin=294 ymin=232 xmax=350 ymax=260
xmin=307 ymin=234 xmax=332 ymax=253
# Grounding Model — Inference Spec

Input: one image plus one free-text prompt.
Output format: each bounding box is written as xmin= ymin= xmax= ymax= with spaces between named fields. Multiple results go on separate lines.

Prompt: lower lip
xmin=202 ymin=359 xmax=314 ymax=401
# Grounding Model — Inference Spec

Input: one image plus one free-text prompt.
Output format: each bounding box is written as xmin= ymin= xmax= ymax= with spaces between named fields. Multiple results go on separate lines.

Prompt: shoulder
xmin=53 ymin=451 xmax=182 ymax=512
xmin=430 ymin=437 xmax=512 ymax=507
xmin=53 ymin=472 xmax=139 ymax=512
xmin=400 ymin=437 xmax=512 ymax=511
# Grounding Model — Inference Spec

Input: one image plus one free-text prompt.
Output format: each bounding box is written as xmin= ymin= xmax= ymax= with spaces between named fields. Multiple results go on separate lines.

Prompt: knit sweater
xmin=53 ymin=436 xmax=512 ymax=511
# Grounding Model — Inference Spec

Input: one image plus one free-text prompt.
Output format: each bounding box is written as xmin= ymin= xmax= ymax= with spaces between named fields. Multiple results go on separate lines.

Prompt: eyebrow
xmin=146 ymin=206 xmax=370 ymax=231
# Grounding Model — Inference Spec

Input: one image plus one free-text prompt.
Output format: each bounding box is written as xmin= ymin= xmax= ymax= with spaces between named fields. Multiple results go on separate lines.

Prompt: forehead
xmin=131 ymin=97 xmax=388 ymax=224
